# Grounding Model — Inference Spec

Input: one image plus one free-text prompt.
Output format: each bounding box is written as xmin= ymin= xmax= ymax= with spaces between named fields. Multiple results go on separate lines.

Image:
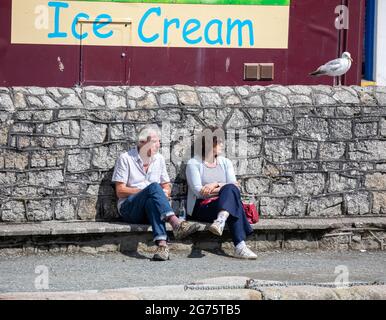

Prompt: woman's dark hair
xmin=194 ymin=126 xmax=225 ymax=158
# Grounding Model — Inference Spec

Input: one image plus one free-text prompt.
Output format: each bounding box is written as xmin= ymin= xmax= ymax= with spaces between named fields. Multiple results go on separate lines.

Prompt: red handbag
xmin=242 ymin=203 xmax=259 ymax=224
xmin=199 ymin=197 xmax=259 ymax=224
xmin=199 ymin=197 xmax=219 ymax=206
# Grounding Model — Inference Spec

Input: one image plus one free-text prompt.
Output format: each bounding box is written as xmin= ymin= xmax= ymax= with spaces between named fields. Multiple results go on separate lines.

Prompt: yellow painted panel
xmin=12 ymin=0 xmax=289 ymax=48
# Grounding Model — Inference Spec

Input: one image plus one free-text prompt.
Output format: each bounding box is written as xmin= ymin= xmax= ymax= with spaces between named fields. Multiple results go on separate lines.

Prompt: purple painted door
xmin=80 ymin=22 xmax=130 ymax=85
xmin=81 ymin=46 xmax=127 ymax=85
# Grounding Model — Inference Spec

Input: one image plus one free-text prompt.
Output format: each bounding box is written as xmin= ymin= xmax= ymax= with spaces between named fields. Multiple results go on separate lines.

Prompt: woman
xmin=186 ymin=127 xmax=256 ymax=259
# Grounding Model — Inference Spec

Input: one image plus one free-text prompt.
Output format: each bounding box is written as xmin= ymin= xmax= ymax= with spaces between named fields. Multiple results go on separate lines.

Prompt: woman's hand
xmin=200 ymin=182 xmax=219 ymax=197
xmin=208 ymin=186 xmax=221 ymax=197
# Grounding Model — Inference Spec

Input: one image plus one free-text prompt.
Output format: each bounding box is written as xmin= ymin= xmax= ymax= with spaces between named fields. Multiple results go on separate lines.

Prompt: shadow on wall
xmin=95 ymin=168 xmax=120 ymax=221
xmin=170 ymin=134 xmax=197 ymax=213
xmin=92 ymin=129 xmax=269 ymax=221
xmin=95 ymin=133 xmax=194 ymax=221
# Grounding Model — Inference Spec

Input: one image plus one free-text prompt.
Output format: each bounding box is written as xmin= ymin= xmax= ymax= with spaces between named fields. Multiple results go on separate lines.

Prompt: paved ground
xmin=1 ymin=250 xmax=386 ymax=293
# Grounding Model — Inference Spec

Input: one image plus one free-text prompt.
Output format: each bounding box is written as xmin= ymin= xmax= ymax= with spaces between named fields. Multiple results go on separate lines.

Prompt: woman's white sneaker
xmin=234 ymin=246 xmax=257 ymax=260
xmin=208 ymin=220 xmax=224 ymax=236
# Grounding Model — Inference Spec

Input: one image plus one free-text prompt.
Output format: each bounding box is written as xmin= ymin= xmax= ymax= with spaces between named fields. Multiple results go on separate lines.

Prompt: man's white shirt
xmin=112 ymin=147 xmax=170 ymax=213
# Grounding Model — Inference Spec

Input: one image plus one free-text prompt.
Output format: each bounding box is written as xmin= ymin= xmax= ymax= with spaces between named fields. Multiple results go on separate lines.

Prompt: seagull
xmin=309 ymin=52 xmax=353 ymax=86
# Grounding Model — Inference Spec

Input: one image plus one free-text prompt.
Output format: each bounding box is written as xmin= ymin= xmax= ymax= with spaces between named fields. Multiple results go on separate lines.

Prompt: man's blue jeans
xmin=119 ymin=182 xmax=174 ymax=241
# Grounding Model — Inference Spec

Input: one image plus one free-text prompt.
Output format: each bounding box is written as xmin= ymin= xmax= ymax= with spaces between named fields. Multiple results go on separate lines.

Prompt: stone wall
xmin=0 ymin=85 xmax=386 ymax=222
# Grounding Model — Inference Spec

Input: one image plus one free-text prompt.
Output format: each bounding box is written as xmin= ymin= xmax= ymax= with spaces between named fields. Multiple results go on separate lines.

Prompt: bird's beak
xmin=350 ymin=57 xmax=353 ymax=62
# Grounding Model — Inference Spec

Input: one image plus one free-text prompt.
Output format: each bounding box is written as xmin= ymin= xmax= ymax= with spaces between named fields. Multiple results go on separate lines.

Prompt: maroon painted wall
xmin=0 ymin=0 xmax=364 ymax=87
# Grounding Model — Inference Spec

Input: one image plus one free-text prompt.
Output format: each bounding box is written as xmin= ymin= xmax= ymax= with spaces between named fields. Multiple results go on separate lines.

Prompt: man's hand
xmin=163 ymin=188 xmax=170 ymax=198
xmin=200 ymin=182 xmax=219 ymax=197
xmin=161 ymin=182 xmax=171 ymax=199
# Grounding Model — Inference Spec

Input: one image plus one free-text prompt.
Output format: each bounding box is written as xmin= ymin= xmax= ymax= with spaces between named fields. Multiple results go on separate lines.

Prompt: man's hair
xmin=137 ymin=124 xmax=161 ymax=143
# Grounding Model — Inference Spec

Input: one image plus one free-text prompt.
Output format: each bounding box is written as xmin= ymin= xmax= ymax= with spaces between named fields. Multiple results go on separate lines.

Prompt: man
xmin=112 ymin=124 xmax=199 ymax=261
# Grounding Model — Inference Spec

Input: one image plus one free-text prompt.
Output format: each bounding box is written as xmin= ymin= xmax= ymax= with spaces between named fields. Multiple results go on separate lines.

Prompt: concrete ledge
xmin=1 ymin=217 xmax=385 ymax=254
xmin=1 ymin=217 xmax=386 ymax=237
xmin=1 ymin=276 xmax=386 ymax=300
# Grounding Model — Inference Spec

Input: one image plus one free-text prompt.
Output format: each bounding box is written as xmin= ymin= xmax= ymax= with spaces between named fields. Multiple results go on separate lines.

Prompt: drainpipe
xmin=364 ymin=0 xmax=375 ymax=81
xmin=374 ymin=0 xmax=386 ymax=85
